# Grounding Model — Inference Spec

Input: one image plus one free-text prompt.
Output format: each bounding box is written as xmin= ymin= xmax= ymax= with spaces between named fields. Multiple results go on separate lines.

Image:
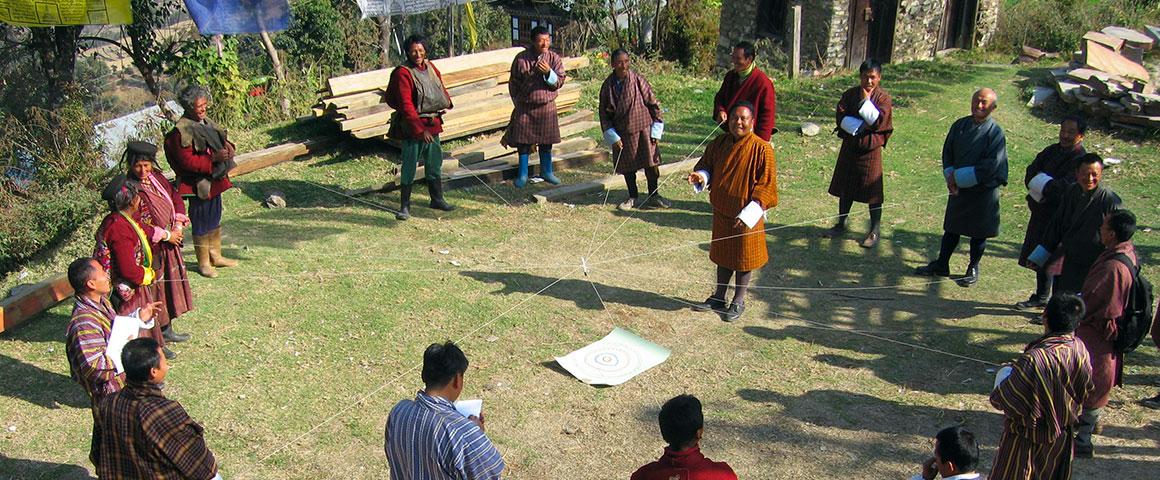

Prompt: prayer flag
xmin=0 ymin=0 xmax=131 ymax=26
xmin=183 ymin=0 xmax=290 ymax=35
xmin=357 ymin=0 xmax=471 ymax=18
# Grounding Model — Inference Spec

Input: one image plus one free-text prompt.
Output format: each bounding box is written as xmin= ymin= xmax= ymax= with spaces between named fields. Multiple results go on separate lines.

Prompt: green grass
xmin=1 ymin=57 xmax=1158 ymax=479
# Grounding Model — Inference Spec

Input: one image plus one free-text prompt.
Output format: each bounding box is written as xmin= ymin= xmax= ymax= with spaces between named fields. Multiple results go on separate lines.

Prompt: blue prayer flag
xmin=184 ymin=0 xmax=290 ymax=34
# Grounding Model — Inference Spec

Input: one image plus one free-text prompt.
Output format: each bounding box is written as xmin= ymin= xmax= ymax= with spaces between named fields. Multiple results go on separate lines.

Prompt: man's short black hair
xmin=402 ymin=34 xmax=429 ymax=55
xmin=935 ymin=425 xmax=979 ymax=473
xmin=530 ymin=26 xmax=551 ymax=40
xmin=733 ymin=41 xmax=755 ymax=59
xmin=1107 ymin=209 xmax=1136 ymax=243
xmin=730 ymin=100 xmax=756 ymax=117
xmin=1062 ymin=115 xmax=1088 ymax=135
xmin=1075 ymin=152 xmax=1104 ymax=169
xmin=421 ymin=341 xmax=469 ymax=388
xmin=68 ymin=257 xmax=100 ymax=293
xmin=123 ymin=337 xmax=161 ymax=383
xmin=658 ymin=394 xmax=703 ymax=449
xmin=610 ymin=48 xmax=629 ymax=61
xmin=859 ymin=58 xmax=882 ymax=75
xmin=1044 ymin=294 xmax=1084 ymax=334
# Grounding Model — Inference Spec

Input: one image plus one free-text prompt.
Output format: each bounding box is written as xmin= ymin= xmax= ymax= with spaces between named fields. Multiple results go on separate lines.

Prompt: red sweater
xmin=714 ymin=67 xmax=777 ymax=141
xmin=385 ymin=63 xmax=453 ymax=139
xmin=163 ymin=127 xmax=234 ymax=199
xmin=631 ymin=447 xmax=738 ymax=480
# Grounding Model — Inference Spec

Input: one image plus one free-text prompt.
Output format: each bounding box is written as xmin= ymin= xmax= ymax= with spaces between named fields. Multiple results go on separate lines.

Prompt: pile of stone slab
xmin=1050 ymin=25 xmax=1160 ymax=130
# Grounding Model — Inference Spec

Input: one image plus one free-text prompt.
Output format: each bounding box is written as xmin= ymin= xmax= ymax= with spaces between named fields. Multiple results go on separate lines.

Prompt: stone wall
xmin=715 ymin=1 xmax=759 ymax=68
xmin=974 ymin=0 xmax=1001 ymax=48
xmin=892 ymin=0 xmax=947 ymax=64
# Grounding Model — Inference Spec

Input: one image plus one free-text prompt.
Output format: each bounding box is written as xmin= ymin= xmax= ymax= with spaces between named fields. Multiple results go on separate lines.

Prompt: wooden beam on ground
xmin=0 ymin=274 xmax=72 ymax=334
xmin=230 ymin=137 xmax=341 ymax=177
xmin=443 ymin=149 xmax=608 ymax=190
xmin=532 ymin=157 xmax=701 ymax=203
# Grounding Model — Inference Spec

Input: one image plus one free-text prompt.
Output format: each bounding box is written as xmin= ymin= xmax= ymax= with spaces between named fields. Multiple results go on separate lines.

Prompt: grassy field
xmin=1 ymin=56 xmax=1158 ymax=479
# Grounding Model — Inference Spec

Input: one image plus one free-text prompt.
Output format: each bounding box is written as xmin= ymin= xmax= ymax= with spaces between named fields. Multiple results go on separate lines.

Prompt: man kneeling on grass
xmin=631 ymin=394 xmax=737 ymax=480
xmin=385 ymin=341 xmax=504 ymax=479
xmin=911 ymin=425 xmax=982 ymax=480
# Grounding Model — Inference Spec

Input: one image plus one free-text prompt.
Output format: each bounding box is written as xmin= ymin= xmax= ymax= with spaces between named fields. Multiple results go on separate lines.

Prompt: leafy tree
xmin=275 ymin=0 xmax=345 ymax=73
xmin=80 ymin=0 xmax=184 ymax=118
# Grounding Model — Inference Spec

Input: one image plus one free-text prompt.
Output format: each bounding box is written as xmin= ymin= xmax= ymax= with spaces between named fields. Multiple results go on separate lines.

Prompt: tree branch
xmin=77 ymin=35 xmax=133 ymax=57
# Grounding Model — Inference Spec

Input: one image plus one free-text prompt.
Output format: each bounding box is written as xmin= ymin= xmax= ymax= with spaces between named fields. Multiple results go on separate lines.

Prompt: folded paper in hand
xmin=108 ymin=312 xmax=154 ymax=373
xmin=454 ymin=399 xmax=483 ymax=418
xmin=840 ymin=116 xmax=864 ymax=136
xmin=1027 ymin=173 xmax=1052 ymax=203
xmin=737 ymin=201 xmax=765 ymax=229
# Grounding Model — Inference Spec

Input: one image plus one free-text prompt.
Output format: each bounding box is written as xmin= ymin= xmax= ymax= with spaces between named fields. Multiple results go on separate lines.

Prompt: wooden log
xmin=532 ymin=157 xmax=702 ymax=203
xmin=440 ymin=62 xmax=510 ymax=89
xmin=1111 ymin=113 xmax=1160 ymax=128
xmin=1082 ymin=40 xmax=1150 ymax=82
xmin=327 ymin=46 xmax=525 ymax=97
xmin=450 ymin=119 xmax=600 ymax=161
xmin=1102 ymin=26 xmax=1154 ymax=51
xmin=230 ymin=137 xmax=340 ymax=177
xmin=442 ymin=149 xmax=608 ymax=190
xmin=0 ymin=274 xmax=71 ymax=334
xmin=324 ymin=90 xmax=385 ymax=111
xmin=1021 ymin=45 xmax=1046 ymax=60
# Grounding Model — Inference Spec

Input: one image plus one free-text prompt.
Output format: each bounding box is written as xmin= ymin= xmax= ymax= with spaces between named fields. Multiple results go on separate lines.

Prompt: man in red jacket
xmin=713 ymin=41 xmax=776 ymax=141
xmin=631 ymin=394 xmax=737 ymax=480
xmin=385 ymin=34 xmax=455 ymax=220
xmin=163 ymin=85 xmax=238 ymax=278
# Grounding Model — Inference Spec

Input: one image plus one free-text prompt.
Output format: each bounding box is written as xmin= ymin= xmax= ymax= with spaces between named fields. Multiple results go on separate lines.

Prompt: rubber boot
xmin=539 ymin=149 xmax=561 ymax=185
xmin=428 ymin=181 xmax=455 ymax=211
xmin=1075 ymin=407 xmax=1100 ymax=458
xmin=514 ymin=153 xmax=529 ymax=188
xmin=162 ymin=324 xmax=191 ymax=343
xmin=193 ymin=234 xmax=217 ymax=278
xmin=208 ymin=227 xmax=238 ymax=268
xmin=396 ymin=184 xmax=412 ymax=220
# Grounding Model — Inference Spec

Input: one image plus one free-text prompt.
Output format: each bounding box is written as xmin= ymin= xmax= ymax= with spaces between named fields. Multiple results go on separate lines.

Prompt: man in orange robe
xmin=687 ymin=101 xmax=778 ymax=322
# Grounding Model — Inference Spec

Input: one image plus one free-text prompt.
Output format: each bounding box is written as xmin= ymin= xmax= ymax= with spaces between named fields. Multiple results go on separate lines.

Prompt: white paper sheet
xmin=107 ymin=313 xmax=152 ymax=374
xmin=454 ymin=399 xmax=483 ymax=418
xmin=1027 ymin=172 xmax=1053 ymax=203
xmin=555 ymin=327 xmax=671 ymax=386
xmin=840 ymin=116 xmax=864 ymax=136
xmin=736 ymin=201 xmax=765 ymax=229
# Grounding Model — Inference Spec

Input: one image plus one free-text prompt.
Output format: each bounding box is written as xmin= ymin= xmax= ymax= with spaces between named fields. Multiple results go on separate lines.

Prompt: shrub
xmin=276 ymin=0 xmax=346 ymax=74
xmin=658 ymin=0 xmax=720 ymax=74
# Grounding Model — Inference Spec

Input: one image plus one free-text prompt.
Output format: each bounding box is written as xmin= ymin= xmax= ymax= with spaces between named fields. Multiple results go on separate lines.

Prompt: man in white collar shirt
xmin=911 ymin=426 xmax=983 ymax=480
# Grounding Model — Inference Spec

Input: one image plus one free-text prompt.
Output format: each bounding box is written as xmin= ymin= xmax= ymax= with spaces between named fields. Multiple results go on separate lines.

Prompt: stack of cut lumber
xmin=1051 ymin=25 xmax=1160 ymax=130
xmin=312 ymin=47 xmax=591 ymax=142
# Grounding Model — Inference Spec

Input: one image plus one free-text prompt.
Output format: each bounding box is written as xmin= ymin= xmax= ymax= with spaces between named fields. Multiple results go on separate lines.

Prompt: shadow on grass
xmin=460 ymin=271 xmax=684 ymax=312
xmin=0 ymin=455 xmax=93 ymax=480
xmin=0 ymin=353 xmax=89 ymax=410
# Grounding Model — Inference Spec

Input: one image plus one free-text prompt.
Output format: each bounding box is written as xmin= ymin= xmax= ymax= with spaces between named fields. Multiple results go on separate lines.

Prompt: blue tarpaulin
xmin=184 ymin=0 xmax=291 ymax=34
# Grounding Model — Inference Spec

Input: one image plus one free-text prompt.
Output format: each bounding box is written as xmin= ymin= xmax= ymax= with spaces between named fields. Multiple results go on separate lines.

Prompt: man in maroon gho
xmin=713 ymin=41 xmax=776 ymax=141
xmin=631 ymin=394 xmax=737 ymax=480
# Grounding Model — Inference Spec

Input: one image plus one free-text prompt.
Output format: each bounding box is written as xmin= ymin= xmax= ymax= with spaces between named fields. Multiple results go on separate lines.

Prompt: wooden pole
xmin=259 ymin=30 xmax=292 ymax=116
xmin=448 ymin=5 xmax=455 ymax=56
xmin=791 ymin=5 xmax=802 ymax=78
xmin=379 ymin=15 xmax=393 ymax=67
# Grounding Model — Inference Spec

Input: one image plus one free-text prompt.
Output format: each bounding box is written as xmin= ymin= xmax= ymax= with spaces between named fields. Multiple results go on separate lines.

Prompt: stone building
xmin=716 ymin=0 xmax=1002 ymax=70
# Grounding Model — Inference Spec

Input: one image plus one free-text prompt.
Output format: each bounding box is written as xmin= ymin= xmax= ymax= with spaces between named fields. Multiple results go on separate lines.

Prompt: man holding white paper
xmin=385 ymin=341 xmax=504 ymax=479
xmin=990 ymin=294 xmax=1093 ymax=478
xmin=64 ymin=257 xmax=159 ymax=468
xmin=1016 ymin=116 xmax=1088 ymax=309
xmin=687 ymin=102 xmax=778 ymax=322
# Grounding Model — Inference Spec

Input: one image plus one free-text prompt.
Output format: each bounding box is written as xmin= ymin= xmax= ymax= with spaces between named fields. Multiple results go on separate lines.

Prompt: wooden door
xmin=847 ymin=0 xmax=872 ymax=67
xmin=939 ymin=0 xmax=978 ymax=50
xmin=866 ymin=0 xmax=896 ymax=63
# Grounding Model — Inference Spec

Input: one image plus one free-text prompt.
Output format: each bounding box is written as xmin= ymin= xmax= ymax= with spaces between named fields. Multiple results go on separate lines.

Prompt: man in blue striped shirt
xmin=385 ymin=341 xmax=505 ymax=479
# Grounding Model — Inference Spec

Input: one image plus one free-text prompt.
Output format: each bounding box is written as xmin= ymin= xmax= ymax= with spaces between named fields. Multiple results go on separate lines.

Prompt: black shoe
xmin=1015 ymin=295 xmax=1047 ymax=310
xmin=914 ymin=262 xmax=950 ymax=277
xmin=1074 ymin=444 xmax=1094 ymax=459
xmin=642 ymin=194 xmax=672 ymax=209
xmin=859 ymin=230 xmax=880 ymax=248
xmin=396 ymin=185 xmax=412 ymax=220
xmin=819 ymin=224 xmax=846 ymax=238
xmin=1139 ymin=393 xmax=1160 ymax=410
xmin=428 ymin=182 xmax=455 ymax=212
xmin=956 ymin=265 xmax=979 ymax=287
xmin=163 ymin=347 xmax=177 ymax=360
xmin=723 ymin=303 xmax=745 ymax=322
xmin=691 ymin=296 xmax=727 ymax=312
xmin=162 ymin=325 xmax=191 ymax=343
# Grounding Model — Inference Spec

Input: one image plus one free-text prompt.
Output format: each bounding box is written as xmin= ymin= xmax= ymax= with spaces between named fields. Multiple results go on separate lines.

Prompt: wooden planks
xmin=327 ymin=47 xmax=524 ymax=97
xmin=532 ymin=157 xmax=701 ymax=203
xmin=0 ymin=274 xmax=71 ymax=334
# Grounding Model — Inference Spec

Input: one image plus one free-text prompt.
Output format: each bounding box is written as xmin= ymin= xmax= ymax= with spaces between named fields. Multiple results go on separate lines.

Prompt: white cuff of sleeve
xmin=603 ymin=128 xmax=621 ymax=146
xmin=545 ymin=70 xmax=559 ymax=87
xmin=650 ymin=122 xmax=664 ymax=140
xmin=840 ymin=116 xmax=864 ymax=136
xmin=1027 ymin=173 xmax=1052 ymax=203
xmin=858 ymin=98 xmax=881 ymax=125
